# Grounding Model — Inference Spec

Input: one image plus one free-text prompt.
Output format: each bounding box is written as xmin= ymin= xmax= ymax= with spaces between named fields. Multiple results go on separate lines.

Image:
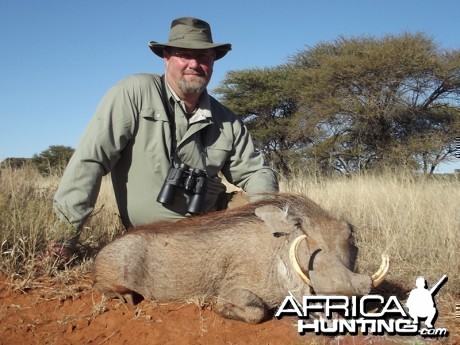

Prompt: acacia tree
xmin=32 ymin=145 xmax=74 ymax=175
xmin=290 ymin=33 xmax=460 ymax=174
xmin=214 ymin=66 xmax=311 ymax=176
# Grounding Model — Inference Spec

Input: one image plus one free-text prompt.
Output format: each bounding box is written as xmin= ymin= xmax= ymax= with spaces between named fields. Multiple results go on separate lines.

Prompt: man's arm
xmin=222 ymin=118 xmax=278 ymax=200
xmin=52 ymin=82 xmax=138 ymax=239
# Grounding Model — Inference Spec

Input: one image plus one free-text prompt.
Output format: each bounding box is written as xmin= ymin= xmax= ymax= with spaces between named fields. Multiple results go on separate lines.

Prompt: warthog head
xmin=253 ymin=194 xmax=389 ymax=297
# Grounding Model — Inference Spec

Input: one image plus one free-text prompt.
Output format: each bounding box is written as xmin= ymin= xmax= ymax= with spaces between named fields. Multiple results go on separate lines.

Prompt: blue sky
xmin=1 ymin=0 xmax=459 ymax=173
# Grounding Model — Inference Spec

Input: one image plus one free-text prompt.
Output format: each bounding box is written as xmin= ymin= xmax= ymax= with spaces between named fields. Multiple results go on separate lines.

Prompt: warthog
xmin=93 ymin=193 xmax=389 ymax=324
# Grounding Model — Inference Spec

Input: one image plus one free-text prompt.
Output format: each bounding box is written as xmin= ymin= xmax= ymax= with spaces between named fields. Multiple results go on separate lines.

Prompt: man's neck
xmin=181 ymin=96 xmax=199 ymax=114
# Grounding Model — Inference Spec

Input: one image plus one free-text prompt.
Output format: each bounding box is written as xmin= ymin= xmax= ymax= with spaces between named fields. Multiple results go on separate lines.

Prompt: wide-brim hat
xmin=149 ymin=17 xmax=232 ymax=60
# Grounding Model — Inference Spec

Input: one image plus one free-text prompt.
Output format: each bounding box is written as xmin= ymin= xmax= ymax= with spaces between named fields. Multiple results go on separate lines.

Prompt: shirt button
xmin=155 ymin=114 xmax=160 ymax=118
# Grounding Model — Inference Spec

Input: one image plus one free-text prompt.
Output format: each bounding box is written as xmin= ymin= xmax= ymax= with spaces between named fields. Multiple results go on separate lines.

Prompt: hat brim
xmin=149 ymin=41 xmax=231 ymax=60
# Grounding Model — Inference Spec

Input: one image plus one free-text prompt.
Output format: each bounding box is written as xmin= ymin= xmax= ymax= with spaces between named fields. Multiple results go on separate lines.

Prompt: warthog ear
xmin=255 ymin=205 xmax=290 ymax=235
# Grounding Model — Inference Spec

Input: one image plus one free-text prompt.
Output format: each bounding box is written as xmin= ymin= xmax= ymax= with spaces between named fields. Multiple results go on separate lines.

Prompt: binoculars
xmin=157 ymin=163 xmax=208 ymax=214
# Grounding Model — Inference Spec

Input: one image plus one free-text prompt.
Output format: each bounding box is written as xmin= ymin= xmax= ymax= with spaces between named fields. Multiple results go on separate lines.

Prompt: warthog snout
xmin=288 ymin=233 xmax=389 ymax=296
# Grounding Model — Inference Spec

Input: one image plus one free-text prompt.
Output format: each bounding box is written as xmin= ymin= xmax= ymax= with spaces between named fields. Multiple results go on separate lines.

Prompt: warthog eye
xmin=293 ymin=218 xmax=302 ymax=228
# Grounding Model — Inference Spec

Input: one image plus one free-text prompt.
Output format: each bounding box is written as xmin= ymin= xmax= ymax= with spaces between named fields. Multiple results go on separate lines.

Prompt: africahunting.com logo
xmin=276 ymin=275 xmax=449 ymax=338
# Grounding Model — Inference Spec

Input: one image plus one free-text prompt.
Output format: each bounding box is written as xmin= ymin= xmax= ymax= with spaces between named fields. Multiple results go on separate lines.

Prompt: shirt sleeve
xmin=53 ymin=82 xmax=138 ymax=231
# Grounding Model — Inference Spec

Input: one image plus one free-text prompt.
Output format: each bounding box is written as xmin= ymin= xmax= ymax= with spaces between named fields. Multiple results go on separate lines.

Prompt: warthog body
xmin=94 ymin=193 xmax=388 ymax=324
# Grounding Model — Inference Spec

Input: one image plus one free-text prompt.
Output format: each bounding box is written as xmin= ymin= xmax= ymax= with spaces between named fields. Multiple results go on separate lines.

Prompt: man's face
xmin=164 ymin=48 xmax=215 ymax=97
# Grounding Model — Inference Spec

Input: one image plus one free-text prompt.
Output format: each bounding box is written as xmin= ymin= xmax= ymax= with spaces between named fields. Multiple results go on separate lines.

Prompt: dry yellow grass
xmin=0 ymin=164 xmax=458 ymax=299
xmin=282 ymin=171 xmax=459 ymax=296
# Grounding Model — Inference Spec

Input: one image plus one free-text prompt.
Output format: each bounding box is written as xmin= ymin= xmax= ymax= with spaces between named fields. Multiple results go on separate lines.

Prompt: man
xmin=49 ymin=17 xmax=278 ymax=261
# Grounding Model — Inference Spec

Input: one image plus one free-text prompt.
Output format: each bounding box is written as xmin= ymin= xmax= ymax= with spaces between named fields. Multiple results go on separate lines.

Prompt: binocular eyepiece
xmin=157 ymin=163 xmax=207 ymax=214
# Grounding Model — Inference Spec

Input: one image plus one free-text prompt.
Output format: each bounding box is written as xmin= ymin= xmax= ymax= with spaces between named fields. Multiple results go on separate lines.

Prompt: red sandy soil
xmin=0 ymin=275 xmax=457 ymax=345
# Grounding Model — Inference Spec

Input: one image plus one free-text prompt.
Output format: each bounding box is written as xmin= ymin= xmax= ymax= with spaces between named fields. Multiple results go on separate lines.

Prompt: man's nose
xmin=187 ymin=58 xmax=199 ymax=68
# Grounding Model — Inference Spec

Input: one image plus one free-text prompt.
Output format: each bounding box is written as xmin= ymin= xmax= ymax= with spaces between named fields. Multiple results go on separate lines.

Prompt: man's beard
xmin=178 ymin=75 xmax=207 ymax=95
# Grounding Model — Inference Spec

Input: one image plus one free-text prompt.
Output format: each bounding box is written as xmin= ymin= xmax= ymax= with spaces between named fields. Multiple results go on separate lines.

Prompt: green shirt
xmin=53 ymin=74 xmax=278 ymax=231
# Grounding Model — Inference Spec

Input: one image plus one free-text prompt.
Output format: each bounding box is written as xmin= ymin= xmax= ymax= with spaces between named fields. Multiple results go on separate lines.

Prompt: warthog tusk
xmin=371 ymin=254 xmax=390 ymax=287
xmin=289 ymin=235 xmax=313 ymax=287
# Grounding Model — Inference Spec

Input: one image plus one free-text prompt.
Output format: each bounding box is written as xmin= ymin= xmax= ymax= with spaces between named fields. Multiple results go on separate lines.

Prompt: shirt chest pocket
xmin=205 ymin=139 xmax=232 ymax=176
xmin=138 ymin=107 xmax=171 ymax=158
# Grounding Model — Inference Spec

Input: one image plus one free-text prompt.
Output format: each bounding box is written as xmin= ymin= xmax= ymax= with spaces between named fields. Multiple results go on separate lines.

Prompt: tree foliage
xmin=291 ymin=33 xmax=459 ymax=174
xmin=215 ymin=32 xmax=460 ymax=176
xmin=214 ymin=66 xmax=310 ymax=175
xmin=32 ymin=145 xmax=75 ymax=175
xmin=1 ymin=145 xmax=75 ymax=175
xmin=0 ymin=157 xmax=30 ymax=170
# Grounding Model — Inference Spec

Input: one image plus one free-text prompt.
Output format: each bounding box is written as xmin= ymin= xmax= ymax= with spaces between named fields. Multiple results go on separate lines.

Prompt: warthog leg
xmin=215 ymin=288 xmax=268 ymax=324
xmin=103 ymin=291 xmax=136 ymax=305
xmin=95 ymin=280 xmax=144 ymax=305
